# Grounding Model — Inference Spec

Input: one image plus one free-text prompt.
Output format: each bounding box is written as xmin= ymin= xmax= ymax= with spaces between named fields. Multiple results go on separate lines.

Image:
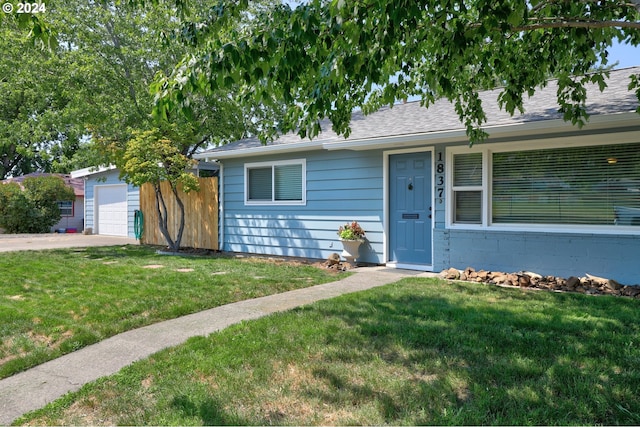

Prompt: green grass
xmin=0 ymin=245 xmax=347 ymax=379
xmin=16 ymin=278 xmax=640 ymax=425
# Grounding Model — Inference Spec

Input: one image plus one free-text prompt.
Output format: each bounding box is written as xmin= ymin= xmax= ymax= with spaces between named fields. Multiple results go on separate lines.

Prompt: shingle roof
xmin=202 ymin=66 xmax=640 ymax=155
xmin=2 ymin=173 xmax=84 ymax=197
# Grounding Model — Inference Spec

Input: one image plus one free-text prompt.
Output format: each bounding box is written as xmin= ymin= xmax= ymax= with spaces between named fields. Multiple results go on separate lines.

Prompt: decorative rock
xmin=607 ymin=279 xmax=622 ymax=291
xmin=490 ymin=272 xmax=505 ymax=282
xmin=586 ymin=273 xmax=622 ymax=291
xmin=445 ymin=268 xmax=461 ymax=280
xmin=523 ymin=271 xmax=542 ymax=280
xmin=441 ymin=266 xmax=638 ymax=299
xmin=565 ymin=276 xmax=580 ymax=290
xmin=477 ymin=270 xmax=489 ymax=280
xmin=517 ymin=275 xmax=531 ymax=287
xmin=327 ymin=253 xmax=341 ymax=265
xmin=622 ymin=286 xmax=640 ymax=297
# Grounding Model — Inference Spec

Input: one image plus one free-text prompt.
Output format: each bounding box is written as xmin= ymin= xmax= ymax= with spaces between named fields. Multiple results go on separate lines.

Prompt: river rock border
xmin=440 ymin=267 xmax=640 ymax=299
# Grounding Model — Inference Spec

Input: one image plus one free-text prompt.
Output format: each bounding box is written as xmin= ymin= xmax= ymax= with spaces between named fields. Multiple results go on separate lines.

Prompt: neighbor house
xmin=71 ymin=166 xmax=140 ymax=237
xmin=1 ymin=173 xmax=84 ymax=233
xmin=70 ymin=161 xmax=219 ymax=238
xmin=199 ymin=67 xmax=640 ymax=284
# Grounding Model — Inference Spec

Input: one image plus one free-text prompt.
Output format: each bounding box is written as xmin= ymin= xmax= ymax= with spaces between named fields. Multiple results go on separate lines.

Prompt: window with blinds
xmin=245 ymin=160 xmax=306 ymax=205
xmin=452 ymin=153 xmax=483 ymax=224
xmin=274 ymin=164 xmax=303 ymax=200
xmin=492 ymin=143 xmax=640 ymax=226
xmin=248 ymin=167 xmax=272 ymax=200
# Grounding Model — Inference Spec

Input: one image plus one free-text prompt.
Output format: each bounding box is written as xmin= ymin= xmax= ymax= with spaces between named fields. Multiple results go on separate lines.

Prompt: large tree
xmin=51 ymin=0 xmax=251 ymax=153
xmin=0 ymin=21 xmax=79 ymax=179
xmin=1 ymin=0 xmax=266 ymax=178
xmin=55 ymin=0 xmax=262 ymax=250
xmin=67 ymin=0 xmax=282 ymax=250
xmin=153 ymin=0 xmax=640 ymax=143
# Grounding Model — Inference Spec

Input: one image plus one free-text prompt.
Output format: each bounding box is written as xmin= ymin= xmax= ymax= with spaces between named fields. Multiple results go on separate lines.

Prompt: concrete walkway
xmin=0 ymin=234 xmax=138 ymax=252
xmin=0 ymin=267 xmax=435 ymax=424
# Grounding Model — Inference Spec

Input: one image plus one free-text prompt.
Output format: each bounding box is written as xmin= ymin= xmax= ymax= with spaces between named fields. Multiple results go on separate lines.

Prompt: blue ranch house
xmin=197 ymin=67 xmax=640 ymax=284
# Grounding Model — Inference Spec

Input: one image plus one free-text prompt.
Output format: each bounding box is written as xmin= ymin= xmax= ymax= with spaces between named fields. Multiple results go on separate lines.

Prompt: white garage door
xmin=96 ymin=185 xmax=128 ymax=236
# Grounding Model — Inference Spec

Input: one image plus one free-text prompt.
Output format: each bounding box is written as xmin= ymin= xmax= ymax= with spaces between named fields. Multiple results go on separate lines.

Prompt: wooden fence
xmin=139 ymin=177 xmax=218 ymax=250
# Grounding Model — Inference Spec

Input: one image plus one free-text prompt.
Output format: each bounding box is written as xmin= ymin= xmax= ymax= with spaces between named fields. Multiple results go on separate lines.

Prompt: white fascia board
xmin=70 ymin=165 xmax=116 ymax=178
xmin=322 ymin=111 xmax=640 ymax=151
xmin=323 ymin=130 xmax=468 ymax=151
xmin=193 ymin=140 xmax=328 ymax=160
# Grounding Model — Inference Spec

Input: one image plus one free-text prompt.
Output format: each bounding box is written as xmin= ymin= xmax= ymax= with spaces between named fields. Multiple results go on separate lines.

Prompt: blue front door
xmin=389 ymin=152 xmax=432 ymax=265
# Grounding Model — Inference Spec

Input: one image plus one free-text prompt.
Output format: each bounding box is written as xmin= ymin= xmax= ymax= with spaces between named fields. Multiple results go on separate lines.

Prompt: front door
xmin=389 ymin=152 xmax=432 ymax=265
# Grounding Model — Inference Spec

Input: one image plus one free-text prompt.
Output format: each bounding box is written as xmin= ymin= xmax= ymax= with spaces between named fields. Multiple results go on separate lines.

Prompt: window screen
xmin=454 ymin=152 xmax=482 ymax=186
xmin=452 ymin=153 xmax=483 ymax=224
xmin=274 ymin=164 xmax=302 ymax=201
xmin=455 ymin=191 xmax=482 ymax=224
xmin=248 ymin=167 xmax=272 ymax=201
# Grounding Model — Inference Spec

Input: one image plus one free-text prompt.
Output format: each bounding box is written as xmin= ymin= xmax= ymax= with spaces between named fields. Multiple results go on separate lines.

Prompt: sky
xmin=606 ymin=42 xmax=640 ymax=68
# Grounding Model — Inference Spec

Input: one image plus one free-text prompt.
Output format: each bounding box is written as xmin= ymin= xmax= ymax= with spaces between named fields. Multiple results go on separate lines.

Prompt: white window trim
xmin=244 ymin=159 xmax=307 ymax=206
xmin=446 ymin=131 xmax=640 ymax=235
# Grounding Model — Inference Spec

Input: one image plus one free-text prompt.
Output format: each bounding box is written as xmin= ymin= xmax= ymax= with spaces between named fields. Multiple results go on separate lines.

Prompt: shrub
xmin=0 ymin=176 xmax=75 ymax=233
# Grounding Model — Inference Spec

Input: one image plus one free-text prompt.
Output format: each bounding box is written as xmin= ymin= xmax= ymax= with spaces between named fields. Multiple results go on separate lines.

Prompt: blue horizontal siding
xmin=221 ymin=150 xmax=384 ymax=263
xmin=221 ymin=137 xmax=640 ymax=284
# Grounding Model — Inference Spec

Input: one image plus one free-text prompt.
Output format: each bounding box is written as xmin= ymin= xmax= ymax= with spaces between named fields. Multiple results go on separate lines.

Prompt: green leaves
xmin=0 ymin=21 xmax=72 ymax=178
xmin=118 ymin=126 xmax=198 ymax=190
xmin=115 ymin=124 xmax=203 ymax=250
xmin=151 ymin=0 xmax=640 ymax=145
xmin=631 ymin=74 xmax=640 ymax=114
xmin=0 ymin=176 xmax=75 ymax=233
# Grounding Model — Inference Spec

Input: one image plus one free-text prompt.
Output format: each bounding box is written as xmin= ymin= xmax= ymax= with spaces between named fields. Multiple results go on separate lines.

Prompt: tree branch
xmin=513 ymin=19 xmax=640 ymax=31
xmin=529 ymin=0 xmax=640 ymax=13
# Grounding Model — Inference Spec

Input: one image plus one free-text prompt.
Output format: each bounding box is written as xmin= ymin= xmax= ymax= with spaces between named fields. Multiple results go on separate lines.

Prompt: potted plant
xmin=337 ymin=221 xmax=366 ymax=266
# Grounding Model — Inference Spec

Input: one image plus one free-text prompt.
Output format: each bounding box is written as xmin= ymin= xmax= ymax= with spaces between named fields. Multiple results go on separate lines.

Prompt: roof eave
xmin=70 ymin=165 xmax=117 ymax=178
xmin=194 ymin=140 xmax=327 ymax=161
xmin=193 ymin=110 xmax=640 ymax=161
xmin=323 ymin=111 xmax=640 ymax=151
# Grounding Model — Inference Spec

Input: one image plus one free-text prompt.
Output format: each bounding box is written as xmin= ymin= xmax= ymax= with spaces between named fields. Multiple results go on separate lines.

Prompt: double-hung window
xmin=57 ymin=200 xmax=73 ymax=217
xmin=451 ymin=152 xmax=483 ymax=224
xmin=245 ymin=160 xmax=306 ymax=205
xmin=448 ymin=138 xmax=640 ymax=231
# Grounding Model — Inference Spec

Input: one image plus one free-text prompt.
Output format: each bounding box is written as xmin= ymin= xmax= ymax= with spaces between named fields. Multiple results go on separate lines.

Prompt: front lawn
xmin=0 ymin=245 xmax=346 ymax=379
xmin=17 ymin=278 xmax=640 ymax=425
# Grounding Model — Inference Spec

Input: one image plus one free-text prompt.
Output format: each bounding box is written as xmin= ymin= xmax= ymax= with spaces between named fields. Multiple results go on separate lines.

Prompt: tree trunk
xmin=154 ymin=183 xmax=178 ymax=252
xmin=170 ymin=184 xmax=186 ymax=251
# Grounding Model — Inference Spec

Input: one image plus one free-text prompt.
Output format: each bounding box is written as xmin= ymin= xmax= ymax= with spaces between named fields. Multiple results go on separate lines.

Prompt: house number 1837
xmin=436 ymin=151 xmax=444 ymax=204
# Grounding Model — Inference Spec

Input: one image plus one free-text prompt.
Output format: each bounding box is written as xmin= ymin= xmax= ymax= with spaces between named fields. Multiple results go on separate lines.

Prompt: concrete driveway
xmin=0 ymin=233 xmax=138 ymax=252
